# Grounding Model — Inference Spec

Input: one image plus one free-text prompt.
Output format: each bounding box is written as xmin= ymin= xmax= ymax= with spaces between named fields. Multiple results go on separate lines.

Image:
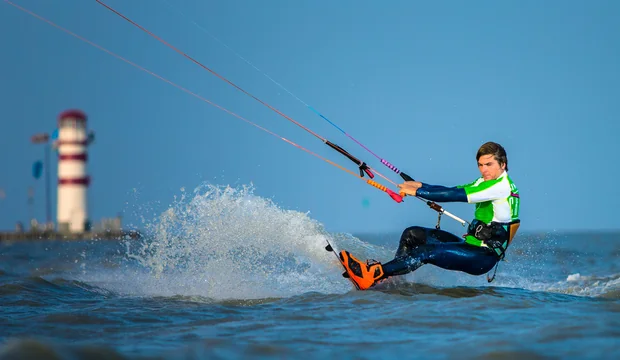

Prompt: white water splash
xmin=100 ymin=183 xmax=381 ymax=300
xmin=550 ymin=273 xmax=620 ymax=298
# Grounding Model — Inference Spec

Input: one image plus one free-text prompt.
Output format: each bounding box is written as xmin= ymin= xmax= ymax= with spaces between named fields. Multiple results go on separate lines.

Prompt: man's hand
xmin=401 ymin=181 xmax=422 ymax=189
xmin=398 ymin=181 xmax=422 ymax=196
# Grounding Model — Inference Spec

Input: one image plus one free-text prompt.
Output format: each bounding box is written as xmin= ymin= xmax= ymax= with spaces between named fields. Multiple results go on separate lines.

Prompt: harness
xmin=464 ymin=219 xmax=521 ymax=282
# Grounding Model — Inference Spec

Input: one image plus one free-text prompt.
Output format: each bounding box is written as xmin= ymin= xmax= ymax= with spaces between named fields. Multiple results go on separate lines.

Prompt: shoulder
xmin=504 ymin=173 xmax=518 ymax=185
xmin=457 ymin=177 xmax=484 ymax=188
xmin=464 ymin=173 xmax=511 ymax=195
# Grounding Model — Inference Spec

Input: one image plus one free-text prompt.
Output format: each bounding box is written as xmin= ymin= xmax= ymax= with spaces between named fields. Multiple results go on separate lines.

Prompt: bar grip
xmin=380 ymin=159 xmax=400 ymax=173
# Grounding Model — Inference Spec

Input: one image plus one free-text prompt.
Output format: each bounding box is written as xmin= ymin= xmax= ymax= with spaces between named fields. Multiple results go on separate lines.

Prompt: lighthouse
xmin=53 ymin=109 xmax=95 ymax=233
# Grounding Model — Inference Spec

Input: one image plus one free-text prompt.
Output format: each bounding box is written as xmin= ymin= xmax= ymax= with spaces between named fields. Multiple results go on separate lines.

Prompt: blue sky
xmin=1 ymin=0 xmax=618 ymax=234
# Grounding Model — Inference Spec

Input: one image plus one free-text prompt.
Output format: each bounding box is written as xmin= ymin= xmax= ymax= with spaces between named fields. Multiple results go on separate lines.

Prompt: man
xmin=340 ymin=141 xmax=521 ymax=290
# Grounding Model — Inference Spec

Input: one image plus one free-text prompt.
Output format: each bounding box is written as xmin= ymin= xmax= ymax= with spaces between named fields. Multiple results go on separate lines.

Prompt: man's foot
xmin=339 ymin=250 xmax=385 ymax=290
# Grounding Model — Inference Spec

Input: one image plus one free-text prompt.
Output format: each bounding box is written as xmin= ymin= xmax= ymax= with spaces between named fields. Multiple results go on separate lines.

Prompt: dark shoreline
xmin=0 ymin=230 xmax=141 ymax=242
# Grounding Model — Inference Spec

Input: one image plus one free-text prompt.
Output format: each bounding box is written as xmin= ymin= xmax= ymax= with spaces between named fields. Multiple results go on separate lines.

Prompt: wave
xmin=60 ymin=182 xmax=619 ymax=301
xmin=70 ymin=183 xmax=394 ymax=301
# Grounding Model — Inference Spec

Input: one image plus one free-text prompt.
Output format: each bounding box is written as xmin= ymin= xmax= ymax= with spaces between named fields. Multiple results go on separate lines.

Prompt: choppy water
xmin=1 ymin=184 xmax=619 ymax=359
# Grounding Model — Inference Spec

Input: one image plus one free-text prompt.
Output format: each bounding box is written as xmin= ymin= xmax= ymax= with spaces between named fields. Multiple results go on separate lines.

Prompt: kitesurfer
xmin=340 ymin=141 xmax=521 ymax=290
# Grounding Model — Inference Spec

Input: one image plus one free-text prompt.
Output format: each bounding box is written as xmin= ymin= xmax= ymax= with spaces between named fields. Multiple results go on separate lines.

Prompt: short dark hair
xmin=477 ymin=142 xmax=508 ymax=171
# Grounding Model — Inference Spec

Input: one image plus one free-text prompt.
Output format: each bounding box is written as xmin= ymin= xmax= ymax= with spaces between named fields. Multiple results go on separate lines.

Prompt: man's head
xmin=476 ymin=142 xmax=508 ymax=180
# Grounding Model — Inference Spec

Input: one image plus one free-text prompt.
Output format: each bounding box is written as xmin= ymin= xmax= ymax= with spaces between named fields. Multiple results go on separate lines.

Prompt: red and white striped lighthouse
xmin=53 ymin=109 xmax=94 ymax=233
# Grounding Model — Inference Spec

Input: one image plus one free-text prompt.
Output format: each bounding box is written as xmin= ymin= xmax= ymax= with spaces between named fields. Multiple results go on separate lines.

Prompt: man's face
xmin=478 ymin=154 xmax=505 ymax=181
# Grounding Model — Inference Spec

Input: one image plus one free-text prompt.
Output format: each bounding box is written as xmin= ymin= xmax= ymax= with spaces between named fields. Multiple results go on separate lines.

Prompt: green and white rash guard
xmin=416 ymin=171 xmax=520 ymax=224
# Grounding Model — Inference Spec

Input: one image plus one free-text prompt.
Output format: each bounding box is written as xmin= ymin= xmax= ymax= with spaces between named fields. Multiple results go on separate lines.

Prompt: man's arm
xmin=460 ymin=177 xmax=510 ymax=203
xmin=414 ymin=176 xmax=510 ymax=204
xmin=415 ymin=183 xmax=468 ymax=202
xmin=400 ymin=178 xmax=506 ymax=203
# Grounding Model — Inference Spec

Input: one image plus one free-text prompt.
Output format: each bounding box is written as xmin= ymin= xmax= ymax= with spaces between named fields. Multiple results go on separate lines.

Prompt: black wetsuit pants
xmin=382 ymin=226 xmax=499 ymax=277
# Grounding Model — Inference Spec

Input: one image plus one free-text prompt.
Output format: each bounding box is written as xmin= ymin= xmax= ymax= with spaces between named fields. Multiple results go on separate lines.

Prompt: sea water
xmin=1 ymin=184 xmax=618 ymax=359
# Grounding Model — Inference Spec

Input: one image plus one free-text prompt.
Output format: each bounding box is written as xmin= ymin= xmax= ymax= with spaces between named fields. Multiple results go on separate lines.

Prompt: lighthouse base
xmin=58 ymin=220 xmax=91 ymax=234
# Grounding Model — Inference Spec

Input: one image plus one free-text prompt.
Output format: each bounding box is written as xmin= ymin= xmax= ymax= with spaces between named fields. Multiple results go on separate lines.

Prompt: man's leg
xmin=395 ymin=226 xmax=462 ymax=258
xmin=337 ymin=227 xmax=496 ymax=289
xmin=423 ymin=242 xmax=498 ymax=275
xmin=384 ymin=227 xmax=498 ymax=276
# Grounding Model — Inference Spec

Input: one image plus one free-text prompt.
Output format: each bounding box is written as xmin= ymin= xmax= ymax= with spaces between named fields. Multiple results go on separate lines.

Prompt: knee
xmin=400 ymin=226 xmax=426 ymax=247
